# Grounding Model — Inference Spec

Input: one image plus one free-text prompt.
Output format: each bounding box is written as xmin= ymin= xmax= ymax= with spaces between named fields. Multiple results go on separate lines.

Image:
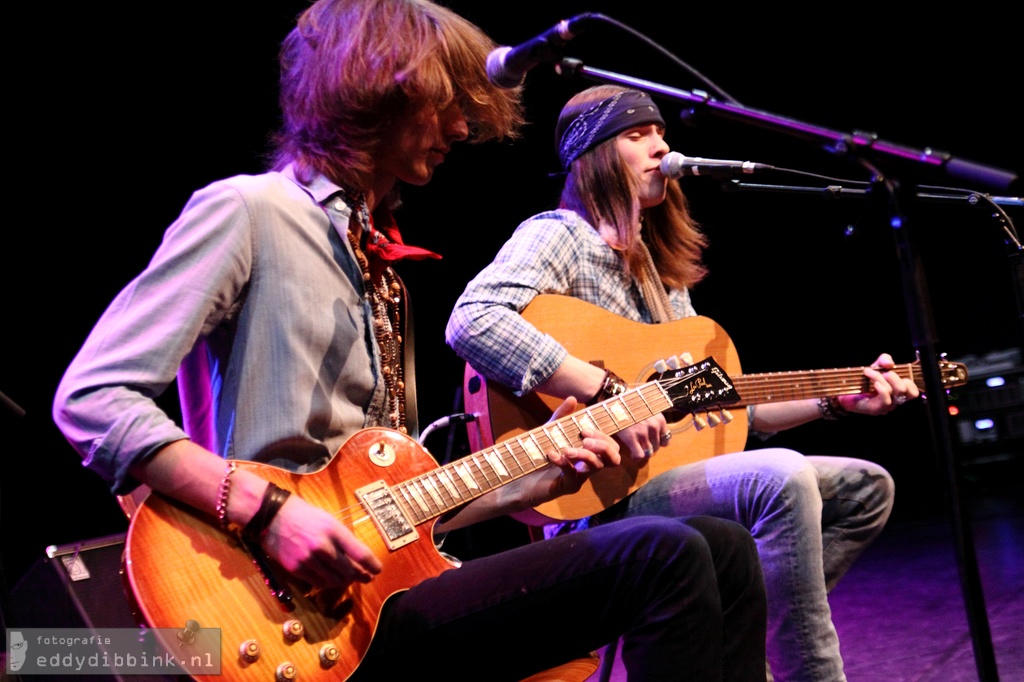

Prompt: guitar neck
xmin=393 ymin=382 xmax=673 ymax=523
xmin=729 ymin=362 xmax=919 ymax=407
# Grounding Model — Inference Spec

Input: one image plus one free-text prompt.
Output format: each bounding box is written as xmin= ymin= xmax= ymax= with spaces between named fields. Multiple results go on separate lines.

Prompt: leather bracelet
xmin=817 ymin=396 xmax=849 ymax=421
xmin=588 ymin=369 xmax=628 ymax=406
xmin=242 ymin=482 xmax=292 ymax=544
xmin=215 ymin=461 xmax=238 ymax=531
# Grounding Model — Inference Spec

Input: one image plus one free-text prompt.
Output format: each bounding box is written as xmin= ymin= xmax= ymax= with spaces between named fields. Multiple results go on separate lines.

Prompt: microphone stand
xmin=555 ymin=57 xmax=1019 ymax=681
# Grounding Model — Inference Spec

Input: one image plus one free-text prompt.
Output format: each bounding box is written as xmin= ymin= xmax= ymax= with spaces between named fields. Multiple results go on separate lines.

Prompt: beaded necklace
xmin=344 ymin=192 xmax=407 ymax=433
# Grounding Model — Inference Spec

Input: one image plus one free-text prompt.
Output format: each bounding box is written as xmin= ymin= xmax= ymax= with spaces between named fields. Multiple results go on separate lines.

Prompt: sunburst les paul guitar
xmin=124 ymin=356 xmax=738 ymax=682
xmin=462 ymin=294 xmax=969 ymax=525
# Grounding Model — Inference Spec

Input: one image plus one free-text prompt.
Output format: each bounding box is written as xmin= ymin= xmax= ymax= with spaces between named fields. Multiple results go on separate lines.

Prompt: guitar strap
xmin=636 ymin=238 xmax=675 ymax=323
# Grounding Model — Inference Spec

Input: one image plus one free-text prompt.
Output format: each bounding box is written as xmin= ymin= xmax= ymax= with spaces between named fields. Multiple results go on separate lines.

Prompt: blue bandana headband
xmin=558 ymin=90 xmax=666 ymax=170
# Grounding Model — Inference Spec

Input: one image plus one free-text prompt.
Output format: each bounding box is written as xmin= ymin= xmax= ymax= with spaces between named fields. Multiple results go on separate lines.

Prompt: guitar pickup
xmin=356 ymin=481 xmax=418 ymax=551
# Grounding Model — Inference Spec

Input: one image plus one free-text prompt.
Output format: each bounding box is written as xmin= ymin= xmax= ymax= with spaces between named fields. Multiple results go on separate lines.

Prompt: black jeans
xmin=355 ymin=515 xmax=767 ymax=681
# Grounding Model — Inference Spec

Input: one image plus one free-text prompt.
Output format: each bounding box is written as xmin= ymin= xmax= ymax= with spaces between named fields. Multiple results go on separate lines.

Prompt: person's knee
xmin=624 ymin=515 xmax=712 ymax=557
xmin=862 ymin=463 xmax=895 ymax=525
xmin=680 ymin=516 xmax=760 ymax=571
xmin=756 ymin=448 xmax=820 ymax=506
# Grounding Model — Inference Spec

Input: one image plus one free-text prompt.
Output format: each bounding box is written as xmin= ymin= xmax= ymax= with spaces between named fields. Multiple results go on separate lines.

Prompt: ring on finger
xmin=895 ymin=395 xmax=908 ymax=405
xmin=660 ymin=431 xmax=672 ymax=445
xmin=643 ymin=447 xmax=654 ymax=458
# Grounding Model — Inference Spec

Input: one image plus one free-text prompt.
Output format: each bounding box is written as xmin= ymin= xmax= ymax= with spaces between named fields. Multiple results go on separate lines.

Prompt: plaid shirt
xmin=446 ymin=208 xmax=696 ymax=395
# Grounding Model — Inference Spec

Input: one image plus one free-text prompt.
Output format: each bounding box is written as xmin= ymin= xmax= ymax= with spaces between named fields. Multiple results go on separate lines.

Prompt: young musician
xmin=53 ymin=5 xmax=768 ymax=681
xmin=448 ymin=84 xmax=921 ymax=681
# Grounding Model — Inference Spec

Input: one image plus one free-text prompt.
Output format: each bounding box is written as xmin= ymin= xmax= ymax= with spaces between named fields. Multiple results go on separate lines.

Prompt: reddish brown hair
xmin=272 ymin=0 xmax=524 ymax=189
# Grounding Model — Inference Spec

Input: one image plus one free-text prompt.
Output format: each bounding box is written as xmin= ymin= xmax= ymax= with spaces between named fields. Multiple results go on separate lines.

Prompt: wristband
xmin=817 ymin=396 xmax=849 ymax=421
xmin=588 ymin=369 xmax=628 ymax=406
xmin=242 ymin=482 xmax=292 ymax=544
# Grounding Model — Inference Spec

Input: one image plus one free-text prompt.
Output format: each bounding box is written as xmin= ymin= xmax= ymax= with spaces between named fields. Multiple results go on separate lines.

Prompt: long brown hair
xmin=556 ymin=85 xmax=708 ymax=291
xmin=272 ymin=0 xmax=524 ymax=189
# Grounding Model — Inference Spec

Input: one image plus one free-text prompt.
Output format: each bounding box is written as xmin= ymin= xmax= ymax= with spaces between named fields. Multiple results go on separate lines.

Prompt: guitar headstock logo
xmin=710 ymin=366 xmax=735 ymax=392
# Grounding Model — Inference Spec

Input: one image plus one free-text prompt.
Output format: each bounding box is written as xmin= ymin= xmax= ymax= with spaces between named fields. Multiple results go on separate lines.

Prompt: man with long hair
xmin=448 ymin=84 xmax=920 ymax=681
xmin=53 ymin=5 xmax=767 ymax=681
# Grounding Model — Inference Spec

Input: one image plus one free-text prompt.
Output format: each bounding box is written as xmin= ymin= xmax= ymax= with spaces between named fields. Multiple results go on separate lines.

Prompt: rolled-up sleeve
xmin=446 ymin=215 xmax=587 ymax=395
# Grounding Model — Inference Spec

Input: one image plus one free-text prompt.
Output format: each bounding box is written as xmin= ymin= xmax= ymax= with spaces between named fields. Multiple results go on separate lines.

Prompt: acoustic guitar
xmin=124 ymin=355 xmax=737 ymax=681
xmin=461 ymin=294 xmax=969 ymax=524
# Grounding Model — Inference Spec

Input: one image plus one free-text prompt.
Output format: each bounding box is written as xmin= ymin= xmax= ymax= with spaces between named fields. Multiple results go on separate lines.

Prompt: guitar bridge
xmin=356 ymin=481 xmax=418 ymax=551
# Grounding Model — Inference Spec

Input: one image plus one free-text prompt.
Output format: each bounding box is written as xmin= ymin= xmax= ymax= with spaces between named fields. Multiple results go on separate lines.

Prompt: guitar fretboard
xmin=730 ymin=363 xmax=920 ymax=407
xmin=393 ymin=382 xmax=674 ymax=524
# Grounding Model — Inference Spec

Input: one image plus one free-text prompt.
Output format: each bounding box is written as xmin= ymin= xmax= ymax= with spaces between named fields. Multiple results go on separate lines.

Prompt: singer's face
xmin=376 ymin=100 xmax=470 ymax=189
xmin=616 ymin=124 xmax=670 ymax=209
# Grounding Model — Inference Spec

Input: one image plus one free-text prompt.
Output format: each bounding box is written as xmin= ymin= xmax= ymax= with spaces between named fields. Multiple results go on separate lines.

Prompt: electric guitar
xmin=123 ymin=356 xmax=738 ymax=681
xmin=461 ymin=294 xmax=969 ymax=524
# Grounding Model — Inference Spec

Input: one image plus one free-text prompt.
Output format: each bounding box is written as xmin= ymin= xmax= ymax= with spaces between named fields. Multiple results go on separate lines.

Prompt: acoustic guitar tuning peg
xmin=720 ymin=409 xmax=734 ymax=423
xmin=680 ymin=352 xmax=694 ymax=365
xmin=667 ymin=356 xmax=681 ymax=370
xmin=707 ymin=412 xmax=722 ymax=427
xmin=693 ymin=414 xmax=708 ymax=431
xmin=654 ymin=359 xmax=669 ymax=373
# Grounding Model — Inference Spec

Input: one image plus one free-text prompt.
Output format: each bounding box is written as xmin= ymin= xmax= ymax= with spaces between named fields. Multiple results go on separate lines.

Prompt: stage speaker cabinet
xmin=7 ymin=533 xmax=180 ymax=682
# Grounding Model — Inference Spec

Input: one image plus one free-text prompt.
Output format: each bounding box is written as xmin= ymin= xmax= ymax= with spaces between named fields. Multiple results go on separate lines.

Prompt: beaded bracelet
xmin=242 ymin=482 xmax=292 ymax=545
xmin=215 ymin=461 xmax=238 ymax=531
xmin=817 ymin=396 xmax=849 ymax=421
xmin=588 ymin=369 xmax=629 ymax=406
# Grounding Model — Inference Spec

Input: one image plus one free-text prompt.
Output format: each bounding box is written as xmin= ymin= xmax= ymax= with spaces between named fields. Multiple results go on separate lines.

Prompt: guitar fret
xmin=633 ymin=388 xmax=656 ymax=418
xmin=643 ymin=384 xmax=673 ymax=414
xmin=592 ymin=404 xmax=618 ymax=433
xmin=484 ymin=450 xmax=510 ymax=479
xmin=548 ymin=422 xmax=571 ymax=450
xmin=516 ymin=437 xmax=545 ymax=464
xmin=518 ymin=434 xmax=544 ymax=462
xmin=436 ymin=468 xmax=462 ymax=502
xmin=500 ymin=440 xmax=529 ymax=477
xmin=452 ymin=461 xmax=479 ymax=491
xmin=445 ymin=466 xmax=474 ymax=502
xmin=608 ymin=395 xmax=634 ymax=424
xmin=420 ymin=477 xmax=445 ymax=511
xmin=406 ymin=481 xmax=431 ymax=515
xmin=394 ymin=483 xmax=427 ymax=524
xmin=469 ymin=453 xmax=498 ymax=488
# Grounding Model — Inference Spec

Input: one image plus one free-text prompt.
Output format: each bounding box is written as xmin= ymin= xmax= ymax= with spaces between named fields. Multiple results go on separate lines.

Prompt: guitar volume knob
xmin=319 ymin=644 xmax=341 ymax=667
xmin=282 ymin=619 xmax=305 ymax=641
xmin=275 ymin=662 xmax=297 ymax=681
xmin=238 ymin=639 xmax=261 ymax=663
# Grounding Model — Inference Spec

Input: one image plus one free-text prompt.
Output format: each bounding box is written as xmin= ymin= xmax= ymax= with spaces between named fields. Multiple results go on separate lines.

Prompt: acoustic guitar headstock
xmin=654 ymin=354 xmax=739 ymax=428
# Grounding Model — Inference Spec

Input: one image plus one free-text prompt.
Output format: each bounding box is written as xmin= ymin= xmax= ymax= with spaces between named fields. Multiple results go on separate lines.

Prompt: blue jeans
xmin=354 ymin=515 xmax=767 ymax=681
xmin=592 ymin=449 xmax=894 ymax=682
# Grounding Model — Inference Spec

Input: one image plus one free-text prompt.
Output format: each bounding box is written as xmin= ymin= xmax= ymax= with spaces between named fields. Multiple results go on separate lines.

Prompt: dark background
xmin=3 ymin=2 xmax=1022 ymax=595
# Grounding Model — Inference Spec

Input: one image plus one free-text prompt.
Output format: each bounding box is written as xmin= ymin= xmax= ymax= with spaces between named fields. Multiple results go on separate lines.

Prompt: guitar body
xmin=124 ymin=428 xmax=455 ymax=682
xmin=464 ymin=295 xmax=748 ymax=524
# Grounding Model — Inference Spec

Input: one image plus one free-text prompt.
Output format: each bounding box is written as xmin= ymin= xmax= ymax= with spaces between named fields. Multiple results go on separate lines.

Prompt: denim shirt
xmin=53 ymin=166 xmax=388 ymax=494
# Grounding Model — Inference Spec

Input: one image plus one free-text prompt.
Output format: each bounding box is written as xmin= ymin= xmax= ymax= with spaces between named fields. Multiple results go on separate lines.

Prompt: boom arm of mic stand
xmin=555 ymin=58 xmax=1021 ymax=194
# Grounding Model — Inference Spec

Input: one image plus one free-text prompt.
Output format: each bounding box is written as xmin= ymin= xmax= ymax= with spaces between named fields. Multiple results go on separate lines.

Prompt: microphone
xmin=486 ymin=14 xmax=596 ymax=88
xmin=660 ymin=151 xmax=772 ymax=179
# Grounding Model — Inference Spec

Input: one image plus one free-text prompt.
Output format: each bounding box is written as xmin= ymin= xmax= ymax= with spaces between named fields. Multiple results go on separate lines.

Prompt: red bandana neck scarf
xmin=365 ymin=205 xmax=442 ymax=278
